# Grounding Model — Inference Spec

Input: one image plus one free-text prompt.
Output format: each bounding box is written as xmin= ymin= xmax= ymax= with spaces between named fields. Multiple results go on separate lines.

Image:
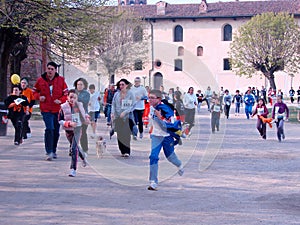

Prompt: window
xmin=174 ymin=59 xmax=182 ymax=71
xmin=223 ymin=58 xmax=231 ymax=70
xmin=153 ymin=73 xmax=163 ymax=90
xmin=133 ymin=26 xmax=143 ymax=42
xmin=223 ymin=24 xmax=232 ymax=41
xmin=134 ymin=59 xmax=143 ymax=70
xmin=174 ymin=25 xmax=183 ymax=42
xmin=178 ymin=46 xmax=184 ymax=56
xmin=197 ymin=46 xmax=203 ymax=56
xmin=155 ymin=60 xmax=162 ymax=68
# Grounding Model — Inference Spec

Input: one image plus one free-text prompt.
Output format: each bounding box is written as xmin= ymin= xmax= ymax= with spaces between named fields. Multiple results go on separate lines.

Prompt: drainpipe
xmin=148 ymin=19 xmax=154 ymax=88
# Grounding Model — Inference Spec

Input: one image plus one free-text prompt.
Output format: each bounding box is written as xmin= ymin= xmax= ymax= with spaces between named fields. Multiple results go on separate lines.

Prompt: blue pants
xmin=275 ymin=118 xmax=285 ymax=141
xmin=245 ymin=104 xmax=253 ymax=119
xmin=149 ymin=135 xmax=181 ymax=184
xmin=41 ymin=112 xmax=60 ymax=155
xmin=235 ymin=103 xmax=241 ymax=114
xmin=105 ymin=105 xmax=112 ymax=124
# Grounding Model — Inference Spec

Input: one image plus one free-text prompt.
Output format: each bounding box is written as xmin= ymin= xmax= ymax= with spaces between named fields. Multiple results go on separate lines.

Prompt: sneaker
xmin=14 ymin=141 xmax=19 ymax=145
xmin=147 ymin=181 xmax=157 ymax=191
xmin=178 ymin=165 xmax=184 ymax=176
xmin=53 ymin=153 xmax=57 ymax=159
xmin=139 ymin=133 xmax=143 ymax=139
xmin=27 ymin=133 xmax=31 ymax=138
xmin=82 ymin=158 xmax=88 ymax=167
xmin=45 ymin=153 xmax=53 ymax=161
xmin=133 ymin=135 xmax=137 ymax=141
xmin=124 ymin=153 xmax=130 ymax=158
xmin=69 ymin=169 xmax=76 ymax=177
xmin=282 ymin=133 xmax=285 ymax=140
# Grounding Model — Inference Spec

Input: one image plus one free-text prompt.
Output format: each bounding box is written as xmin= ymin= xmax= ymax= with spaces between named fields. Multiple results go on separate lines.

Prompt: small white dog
xmin=96 ymin=136 xmax=106 ymax=158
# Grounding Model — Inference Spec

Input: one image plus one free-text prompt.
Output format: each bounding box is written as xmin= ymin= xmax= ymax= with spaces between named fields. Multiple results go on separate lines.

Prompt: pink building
xmin=113 ymin=0 xmax=300 ymax=96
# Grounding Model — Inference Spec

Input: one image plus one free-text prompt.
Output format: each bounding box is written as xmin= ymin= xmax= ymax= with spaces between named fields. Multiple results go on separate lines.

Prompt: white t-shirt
xmin=183 ymin=93 xmax=197 ymax=109
xmin=131 ymin=85 xmax=148 ymax=110
xmin=89 ymin=91 xmax=100 ymax=112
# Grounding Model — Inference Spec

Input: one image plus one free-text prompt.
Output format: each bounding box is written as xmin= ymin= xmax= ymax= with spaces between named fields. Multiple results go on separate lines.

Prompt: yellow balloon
xmin=11 ymin=74 xmax=20 ymax=85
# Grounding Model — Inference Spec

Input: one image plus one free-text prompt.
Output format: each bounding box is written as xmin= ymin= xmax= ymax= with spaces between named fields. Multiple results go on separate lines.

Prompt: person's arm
xmin=271 ymin=105 xmax=276 ymax=119
xmin=4 ymin=96 xmax=14 ymax=108
xmin=285 ymin=104 xmax=289 ymax=119
xmin=111 ymin=93 xmax=117 ymax=119
xmin=32 ymin=79 xmax=41 ymax=100
xmin=182 ymin=94 xmax=188 ymax=107
xmin=251 ymin=106 xmax=257 ymax=117
xmin=57 ymin=79 xmax=68 ymax=104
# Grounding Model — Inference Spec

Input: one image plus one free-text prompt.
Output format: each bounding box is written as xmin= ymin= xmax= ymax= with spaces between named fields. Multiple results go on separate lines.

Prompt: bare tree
xmin=94 ymin=7 xmax=149 ymax=83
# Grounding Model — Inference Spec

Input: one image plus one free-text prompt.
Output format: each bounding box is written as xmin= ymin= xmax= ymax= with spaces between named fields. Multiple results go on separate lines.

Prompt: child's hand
xmin=8 ymin=102 xmax=16 ymax=108
xmin=154 ymin=110 xmax=162 ymax=119
xmin=70 ymin=122 xmax=77 ymax=127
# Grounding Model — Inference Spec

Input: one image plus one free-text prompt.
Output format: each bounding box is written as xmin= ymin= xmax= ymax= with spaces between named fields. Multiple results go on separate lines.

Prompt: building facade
xmin=117 ymin=0 xmax=300 ymax=95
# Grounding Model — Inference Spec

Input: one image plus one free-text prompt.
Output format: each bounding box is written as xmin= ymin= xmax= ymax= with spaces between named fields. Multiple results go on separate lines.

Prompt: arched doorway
xmin=153 ymin=72 xmax=163 ymax=90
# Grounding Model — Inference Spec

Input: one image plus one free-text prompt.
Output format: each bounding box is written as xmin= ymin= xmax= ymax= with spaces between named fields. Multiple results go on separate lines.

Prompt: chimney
xmin=199 ymin=0 xmax=208 ymax=14
xmin=156 ymin=1 xmax=167 ymax=16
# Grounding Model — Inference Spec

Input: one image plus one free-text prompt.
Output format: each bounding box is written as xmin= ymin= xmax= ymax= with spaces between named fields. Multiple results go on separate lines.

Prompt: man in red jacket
xmin=33 ymin=62 xmax=68 ymax=161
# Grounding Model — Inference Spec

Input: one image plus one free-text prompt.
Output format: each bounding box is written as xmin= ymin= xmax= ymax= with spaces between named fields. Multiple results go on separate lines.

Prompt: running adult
xmin=33 ymin=61 xmax=68 ymax=160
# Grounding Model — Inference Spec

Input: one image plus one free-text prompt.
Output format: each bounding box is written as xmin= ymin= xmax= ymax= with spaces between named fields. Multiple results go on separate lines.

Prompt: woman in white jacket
xmin=183 ymin=87 xmax=197 ymax=135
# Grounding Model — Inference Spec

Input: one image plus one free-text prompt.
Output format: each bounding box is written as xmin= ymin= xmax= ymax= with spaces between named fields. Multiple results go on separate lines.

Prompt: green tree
xmin=0 ymin=0 xmax=115 ymax=100
xmin=94 ymin=8 xmax=149 ymax=83
xmin=229 ymin=12 xmax=300 ymax=90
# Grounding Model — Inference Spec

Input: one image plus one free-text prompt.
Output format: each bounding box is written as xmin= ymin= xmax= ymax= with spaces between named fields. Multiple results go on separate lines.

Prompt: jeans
xmin=149 ymin=135 xmax=181 ymax=184
xmin=205 ymin=97 xmax=211 ymax=110
xmin=235 ymin=103 xmax=241 ymax=114
xmin=197 ymin=102 xmax=202 ymax=113
xmin=105 ymin=104 xmax=112 ymax=124
xmin=41 ymin=112 xmax=60 ymax=155
xmin=275 ymin=118 xmax=285 ymax=141
xmin=66 ymin=127 xmax=84 ymax=170
xmin=256 ymin=118 xmax=266 ymax=138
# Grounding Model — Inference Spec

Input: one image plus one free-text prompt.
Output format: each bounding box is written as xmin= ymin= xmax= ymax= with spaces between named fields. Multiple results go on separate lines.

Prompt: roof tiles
xmin=126 ymin=0 xmax=300 ymax=19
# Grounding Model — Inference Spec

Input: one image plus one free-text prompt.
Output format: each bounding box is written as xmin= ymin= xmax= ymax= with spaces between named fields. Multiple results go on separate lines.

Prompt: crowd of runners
xmin=3 ymin=61 xmax=297 ymax=190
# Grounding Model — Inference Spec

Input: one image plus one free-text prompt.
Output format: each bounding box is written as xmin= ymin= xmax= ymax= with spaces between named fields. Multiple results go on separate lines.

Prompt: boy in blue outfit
xmin=147 ymin=89 xmax=184 ymax=191
xmin=244 ymin=90 xmax=255 ymax=119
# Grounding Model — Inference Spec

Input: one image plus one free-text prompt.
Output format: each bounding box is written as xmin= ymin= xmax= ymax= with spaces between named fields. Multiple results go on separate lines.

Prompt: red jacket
xmin=33 ymin=73 xmax=68 ymax=113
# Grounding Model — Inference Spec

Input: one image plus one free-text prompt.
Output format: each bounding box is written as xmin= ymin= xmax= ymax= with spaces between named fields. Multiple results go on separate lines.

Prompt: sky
xmin=147 ymin=0 xmax=257 ymax=4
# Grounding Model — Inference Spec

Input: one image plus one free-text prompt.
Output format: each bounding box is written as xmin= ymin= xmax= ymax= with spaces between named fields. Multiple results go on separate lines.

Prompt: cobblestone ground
xmin=0 ymin=108 xmax=300 ymax=225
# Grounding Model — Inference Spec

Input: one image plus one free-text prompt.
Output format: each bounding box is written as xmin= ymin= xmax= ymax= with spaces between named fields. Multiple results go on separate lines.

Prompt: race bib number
xmin=72 ymin=113 xmax=79 ymax=123
xmin=121 ymin=99 xmax=132 ymax=109
xmin=213 ymin=105 xmax=221 ymax=112
xmin=257 ymin=108 xmax=264 ymax=115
